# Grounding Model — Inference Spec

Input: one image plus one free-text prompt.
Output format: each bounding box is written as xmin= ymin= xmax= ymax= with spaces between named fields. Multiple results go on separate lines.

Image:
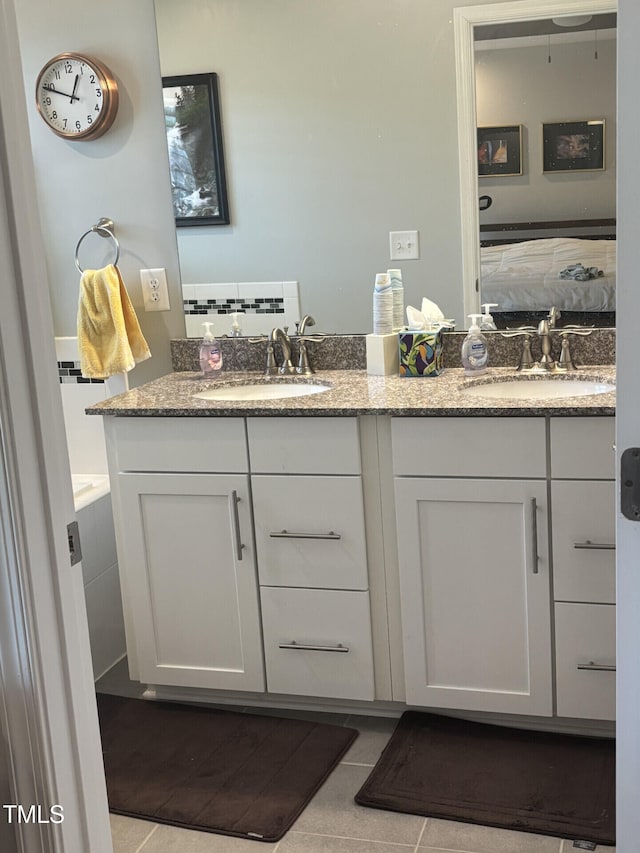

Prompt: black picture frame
xmin=477 ymin=125 xmax=522 ymax=177
xmin=162 ymin=72 xmax=230 ymax=226
xmin=542 ymin=120 xmax=605 ymax=173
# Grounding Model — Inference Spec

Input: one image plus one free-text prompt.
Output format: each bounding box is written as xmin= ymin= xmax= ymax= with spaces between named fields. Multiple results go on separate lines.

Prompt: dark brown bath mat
xmin=355 ymin=711 xmax=615 ymax=846
xmin=97 ymin=693 xmax=357 ymax=842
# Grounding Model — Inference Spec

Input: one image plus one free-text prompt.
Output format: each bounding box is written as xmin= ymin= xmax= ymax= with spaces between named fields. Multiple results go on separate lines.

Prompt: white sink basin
xmin=194 ymin=379 xmax=332 ymax=402
xmin=462 ymin=375 xmax=615 ymax=401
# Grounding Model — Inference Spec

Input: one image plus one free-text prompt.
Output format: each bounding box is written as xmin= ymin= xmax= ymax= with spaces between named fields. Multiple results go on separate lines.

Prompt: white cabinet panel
xmin=261 ymin=587 xmax=374 ymax=700
xmin=247 ymin=417 xmax=361 ymax=474
xmin=555 ymin=602 xmax=616 ymax=721
xmin=108 ymin=417 xmax=248 ymax=473
xmin=391 ymin=417 xmax=546 ymax=478
xmin=252 ymin=475 xmax=368 ymax=590
xmin=550 ymin=417 xmax=615 ymax=479
xmin=116 ymin=472 xmax=264 ymax=692
xmin=552 ymin=480 xmax=616 ymax=604
xmin=395 ymin=477 xmax=552 ymax=715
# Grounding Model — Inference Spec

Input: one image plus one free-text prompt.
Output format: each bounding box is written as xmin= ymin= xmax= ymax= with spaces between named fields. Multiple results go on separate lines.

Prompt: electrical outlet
xmin=140 ymin=268 xmax=170 ymax=311
xmin=389 ymin=230 xmax=420 ymax=261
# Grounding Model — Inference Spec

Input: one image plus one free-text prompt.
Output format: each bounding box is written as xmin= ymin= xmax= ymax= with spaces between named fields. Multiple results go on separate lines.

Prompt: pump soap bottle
xmin=480 ymin=303 xmax=498 ymax=331
xmin=461 ymin=314 xmax=488 ymax=375
xmin=199 ymin=321 xmax=223 ymax=376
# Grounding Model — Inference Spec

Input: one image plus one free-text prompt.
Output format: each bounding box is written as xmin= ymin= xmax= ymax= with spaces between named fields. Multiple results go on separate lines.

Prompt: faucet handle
xmin=500 ymin=328 xmax=534 ymax=338
xmin=557 ymin=326 xmax=594 ymax=336
xmin=248 ymin=335 xmax=268 ymax=343
xmin=299 ymin=334 xmax=324 ymax=343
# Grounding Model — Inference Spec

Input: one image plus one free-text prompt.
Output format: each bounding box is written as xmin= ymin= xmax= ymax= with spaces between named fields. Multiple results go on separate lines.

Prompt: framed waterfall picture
xmin=162 ymin=72 xmax=230 ymax=226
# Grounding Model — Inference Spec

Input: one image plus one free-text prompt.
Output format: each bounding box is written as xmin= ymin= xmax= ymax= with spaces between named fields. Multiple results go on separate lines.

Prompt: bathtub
xmin=72 ymin=473 xmax=126 ymax=681
xmin=55 ymin=337 xmax=127 ymax=681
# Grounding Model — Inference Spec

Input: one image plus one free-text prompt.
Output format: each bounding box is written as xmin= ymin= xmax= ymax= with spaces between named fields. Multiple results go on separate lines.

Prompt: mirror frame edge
xmin=455 ymin=0 xmax=618 ymax=323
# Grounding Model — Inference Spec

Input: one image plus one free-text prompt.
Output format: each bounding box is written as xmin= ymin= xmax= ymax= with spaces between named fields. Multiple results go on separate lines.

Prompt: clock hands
xmin=43 ymin=84 xmax=80 ymax=102
xmin=69 ymin=75 xmax=80 ymax=104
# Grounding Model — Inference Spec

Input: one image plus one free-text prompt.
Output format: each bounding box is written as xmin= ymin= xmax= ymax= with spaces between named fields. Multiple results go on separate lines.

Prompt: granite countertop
xmin=86 ymin=366 xmax=616 ymax=418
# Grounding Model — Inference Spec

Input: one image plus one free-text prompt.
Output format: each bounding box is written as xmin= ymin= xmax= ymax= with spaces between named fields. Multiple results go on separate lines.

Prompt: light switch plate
xmin=389 ymin=230 xmax=420 ymax=260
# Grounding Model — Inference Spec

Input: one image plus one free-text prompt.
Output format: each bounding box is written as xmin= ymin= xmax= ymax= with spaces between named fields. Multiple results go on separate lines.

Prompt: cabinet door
xmin=552 ymin=480 xmax=616 ymax=604
xmin=117 ymin=472 xmax=264 ymax=692
xmin=395 ymin=478 xmax=552 ymax=715
xmin=555 ymin=602 xmax=615 ymax=721
xmin=252 ymin=475 xmax=368 ymax=590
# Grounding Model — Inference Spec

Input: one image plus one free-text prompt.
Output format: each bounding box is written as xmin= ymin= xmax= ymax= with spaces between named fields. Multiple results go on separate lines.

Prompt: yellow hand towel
xmin=77 ymin=264 xmax=151 ymax=379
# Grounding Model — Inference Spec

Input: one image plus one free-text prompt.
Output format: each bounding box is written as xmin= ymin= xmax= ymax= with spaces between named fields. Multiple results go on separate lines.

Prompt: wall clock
xmin=35 ymin=53 xmax=119 ymax=140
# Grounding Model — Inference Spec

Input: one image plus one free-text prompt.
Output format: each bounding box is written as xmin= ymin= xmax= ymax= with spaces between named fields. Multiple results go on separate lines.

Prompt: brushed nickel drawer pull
xmin=573 ymin=540 xmax=615 ymax=550
xmin=269 ymin=530 xmax=341 ymax=540
xmin=530 ymin=498 xmax=539 ymax=574
xmin=577 ymin=661 xmax=616 ymax=672
xmin=231 ymin=490 xmax=245 ymax=561
xmin=278 ymin=641 xmax=349 ymax=653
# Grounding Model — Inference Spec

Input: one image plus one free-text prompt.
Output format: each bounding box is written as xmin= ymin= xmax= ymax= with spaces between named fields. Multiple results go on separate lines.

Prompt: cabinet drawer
xmin=555 ymin=602 xmax=615 ymax=721
xmin=252 ymin=476 xmax=367 ymax=589
xmin=550 ymin=417 xmax=615 ymax=479
xmin=552 ymin=481 xmax=615 ymax=604
xmin=261 ymin=587 xmax=375 ymax=700
xmin=107 ymin=417 xmax=248 ymax=473
xmin=391 ymin=417 xmax=546 ymax=478
xmin=247 ymin=417 xmax=361 ymax=474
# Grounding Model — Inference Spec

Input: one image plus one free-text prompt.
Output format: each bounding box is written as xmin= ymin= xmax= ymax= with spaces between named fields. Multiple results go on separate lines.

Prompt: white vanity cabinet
xmin=104 ymin=418 xmax=265 ymax=693
xmin=392 ymin=417 xmax=553 ymax=716
xmin=550 ymin=417 xmax=616 ymax=721
xmin=248 ymin=417 xmax=375 ymax=701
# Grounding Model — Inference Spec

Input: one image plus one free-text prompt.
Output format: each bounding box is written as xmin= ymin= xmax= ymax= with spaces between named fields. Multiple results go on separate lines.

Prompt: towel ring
xmin=75 ymin=217 xmax=120 ymax=273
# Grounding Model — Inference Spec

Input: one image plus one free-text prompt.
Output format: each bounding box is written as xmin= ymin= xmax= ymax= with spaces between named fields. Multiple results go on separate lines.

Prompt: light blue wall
xmin=15 ymin=0 xmax=185 ymax=384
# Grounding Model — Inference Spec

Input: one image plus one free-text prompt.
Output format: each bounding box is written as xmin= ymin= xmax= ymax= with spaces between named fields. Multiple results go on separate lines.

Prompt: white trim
xmin=453 ymin=0 xmax=618 ymax=322
xmin=0 ymin=0 xmax=112 ymax=849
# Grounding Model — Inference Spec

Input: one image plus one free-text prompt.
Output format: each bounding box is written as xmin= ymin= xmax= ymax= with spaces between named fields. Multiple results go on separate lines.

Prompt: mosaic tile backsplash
xmin=58 ymin=360 xmax=104 ymax=384
xmin=182 ymin=281 xmax=301 ymax=338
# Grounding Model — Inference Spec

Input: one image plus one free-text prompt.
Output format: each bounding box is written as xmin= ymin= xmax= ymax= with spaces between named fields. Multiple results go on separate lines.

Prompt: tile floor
xmin=97 ymin=660 xmax=615 ymax=853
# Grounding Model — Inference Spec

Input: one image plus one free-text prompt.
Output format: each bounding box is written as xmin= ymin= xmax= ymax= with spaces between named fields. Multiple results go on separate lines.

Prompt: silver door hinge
xmin=67 ymin=520 xmax=82 ymax=566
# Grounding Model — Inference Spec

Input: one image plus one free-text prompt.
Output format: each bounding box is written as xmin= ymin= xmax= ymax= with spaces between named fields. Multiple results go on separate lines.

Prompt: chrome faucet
xmin=501 ymin=309 xmax=594 ymax=372
xmin=271 ymin=327 xmax=297 ymax=375
xmin=536 ymin=318 xmax=556 ymax=370
xmin=296 ymin=314 xmax=323 ymax=375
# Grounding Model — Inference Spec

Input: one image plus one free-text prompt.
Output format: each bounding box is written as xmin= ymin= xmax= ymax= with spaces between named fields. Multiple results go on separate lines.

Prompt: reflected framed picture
xmin=162 ymin=72 xmax=230 ymax=226
xmin=477 ymin=125 xmax=522 ymax=177
xmin=542 ymin=120 xmax=605 ymax=173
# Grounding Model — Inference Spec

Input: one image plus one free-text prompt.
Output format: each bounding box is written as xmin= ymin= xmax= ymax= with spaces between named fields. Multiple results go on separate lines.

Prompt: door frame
xmin=0 ymin=0 xmax=112 ymax=849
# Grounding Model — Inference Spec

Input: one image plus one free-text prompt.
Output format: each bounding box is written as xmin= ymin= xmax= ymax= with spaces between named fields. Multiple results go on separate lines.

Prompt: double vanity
xmin=90 ymin=337 xmax=616 ymax=735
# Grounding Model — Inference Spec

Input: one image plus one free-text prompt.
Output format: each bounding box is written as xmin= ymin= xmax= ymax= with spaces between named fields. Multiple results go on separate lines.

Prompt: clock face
xmin=35 ymin=53 xmax=118 ymax=140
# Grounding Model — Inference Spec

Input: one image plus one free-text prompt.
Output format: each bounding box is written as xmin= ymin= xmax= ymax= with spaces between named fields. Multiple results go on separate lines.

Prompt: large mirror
xmin=154 ymin=0 xmax=616 ymax=336
xmin=455 ymin=0 xmax=617 ymax=328
xmin=474 ymin=10 xmax=616 ymax=327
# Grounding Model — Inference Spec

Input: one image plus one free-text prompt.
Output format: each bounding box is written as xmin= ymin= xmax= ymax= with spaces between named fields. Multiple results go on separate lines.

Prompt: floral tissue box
xmin=398 ymin=330 xmax=444 ymax=377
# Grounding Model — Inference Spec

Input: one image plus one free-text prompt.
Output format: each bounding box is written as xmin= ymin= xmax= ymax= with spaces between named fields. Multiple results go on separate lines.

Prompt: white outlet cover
xmin=389 ymin=230 xmax=420 ymax=261
xmin=140 ymin=267 xmax=170 ymax=311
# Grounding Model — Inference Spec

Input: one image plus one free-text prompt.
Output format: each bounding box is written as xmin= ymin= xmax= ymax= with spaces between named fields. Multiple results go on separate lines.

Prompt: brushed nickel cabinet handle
xmin=231 ymin=490 xmax=245 ymax=561
xmin=278 ymin=641 xmax=349 ymax=653
xmin=269 ymin=530 xmax=341 ymax=540
xmin=573 ymin=541 xmax=615 ymax=551
xmin=530 ymin=497 xmax=539 ymax=574
xmin=577 ymin=661 xmax=616 ymax=672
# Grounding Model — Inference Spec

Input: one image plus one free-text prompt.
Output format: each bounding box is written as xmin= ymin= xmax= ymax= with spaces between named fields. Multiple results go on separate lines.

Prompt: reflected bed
xmin=479 ymin=219 xmax=616 ymax=323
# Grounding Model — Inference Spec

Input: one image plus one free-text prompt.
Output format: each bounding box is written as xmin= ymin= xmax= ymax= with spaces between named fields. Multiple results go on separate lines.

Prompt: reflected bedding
xmin=480 ymin=237 xmax=616 ymax=312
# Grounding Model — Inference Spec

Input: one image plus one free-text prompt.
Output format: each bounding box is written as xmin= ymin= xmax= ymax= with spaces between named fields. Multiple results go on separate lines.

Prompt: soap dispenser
xmin=461 ymin=314 xmax=488 ymax=375
xmin=480 ymin=303 xmax=498 ymax=331
xmin=199 ymin=321 xmax=223 ymax=376
xmin=229 ymin=312 xmax=244 ymax=337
